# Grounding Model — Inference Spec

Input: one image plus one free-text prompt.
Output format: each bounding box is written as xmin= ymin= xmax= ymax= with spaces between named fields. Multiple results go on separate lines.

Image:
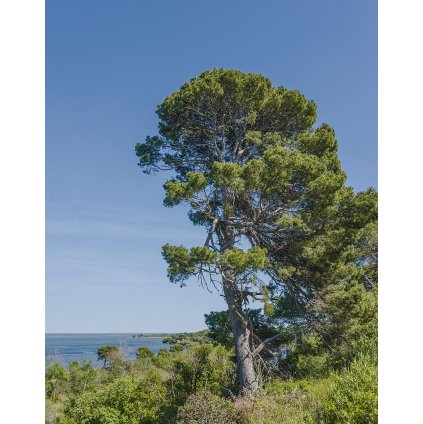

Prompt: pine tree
xmin=136 ymin=69 xmax=376 ymax=394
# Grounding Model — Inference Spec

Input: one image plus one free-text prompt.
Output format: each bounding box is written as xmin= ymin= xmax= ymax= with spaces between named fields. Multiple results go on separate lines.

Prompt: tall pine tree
xmin=136 ymin=69 xmax=376 ymax=394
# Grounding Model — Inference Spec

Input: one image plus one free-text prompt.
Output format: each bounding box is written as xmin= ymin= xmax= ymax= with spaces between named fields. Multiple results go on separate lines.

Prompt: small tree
xmin=45 ymin=362 xmax=69 ymax=401
xmin=97 ymin=345 xmax=118 ymax=368
xmin=68 ymin=360 xmax=96 ymax=395
xmin=136 ymin=346 xmax=155 ymax=360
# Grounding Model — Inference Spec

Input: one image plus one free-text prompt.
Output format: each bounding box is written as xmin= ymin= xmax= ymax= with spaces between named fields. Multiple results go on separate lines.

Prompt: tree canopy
xmin=97 ymin=346 xmax=119 ymax=368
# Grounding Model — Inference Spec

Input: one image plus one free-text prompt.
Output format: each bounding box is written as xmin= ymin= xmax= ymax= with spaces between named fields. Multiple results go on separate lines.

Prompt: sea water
xmin=45 ymin=333 xmax=169 ymax=367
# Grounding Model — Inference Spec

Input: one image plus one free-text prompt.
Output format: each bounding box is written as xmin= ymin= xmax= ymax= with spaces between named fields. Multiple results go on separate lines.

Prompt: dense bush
xmin=46 ymin=323 xmax=377 ymax=423
xmin=177 ymin=391 xmax=240 ymax=424
xmin=315 ymin=354 xmax=378 ymax=423
xmin=168 ymin=344 xmax=235 ymax=405
xmin=46 ymin=398 xmax=63 ymax=424
xmin=47 ymin=344 xmax=236 ymax=424
xmin=240 ymin=378 xmax=319 ymax=424
xmin=285 ymin=282 xmax=378 ymax=378
xmin=136 ymin=346 xmax=155 ymax=360
xmin=68 ymin=360 xmax=97 ymax=396
xmin=46 ymin=362 xmax=69 ymax=402
xmin=240 ymin=350 xmax=377 ymax=424
xmin=60 ymin=372 xmax=168 ymax=424
xmin=97 ymin=346 xmax=119 ymax=368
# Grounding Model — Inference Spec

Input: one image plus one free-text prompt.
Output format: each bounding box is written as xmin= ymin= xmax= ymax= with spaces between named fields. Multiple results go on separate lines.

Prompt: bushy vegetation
xmin=46 ymin=344 xmax=237 ymax=423
xmin=46 ymin=324 xmax=377 ymax=423
xmin=240 ymin=350 xmax=377 ymax=424
xmin=177 ymin=391 xmax=240 ymax=424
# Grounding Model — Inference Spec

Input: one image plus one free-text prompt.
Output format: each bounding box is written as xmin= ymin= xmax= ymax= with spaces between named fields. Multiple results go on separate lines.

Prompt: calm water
xmin=46 ymin=334 xmax=169 ymax=367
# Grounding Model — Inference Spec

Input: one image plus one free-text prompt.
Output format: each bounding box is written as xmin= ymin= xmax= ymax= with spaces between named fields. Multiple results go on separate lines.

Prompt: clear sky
xmin=46 ymin=0 xmax=377 ymax=333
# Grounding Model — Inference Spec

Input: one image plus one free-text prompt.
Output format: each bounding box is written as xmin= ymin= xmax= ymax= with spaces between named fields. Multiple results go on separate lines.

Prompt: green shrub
xmin=106 ymin=350 xmax=130 ymax=380
xmin=240 ymin=397 xmax=314 ymax=424
xmin=45 ymin=398 xmax=64 ymax=424
xmin=46 ymin=362 xmax=69 ymax=401
xmin=68 ymin=360 xmax=97 ymax=396
xmin=136 ymin=346 xmax=155 ymax=360
xmin=240 ymin=379 xmax=320 ymax=424
xmin=50 ymin=333 xmax=377 ymax=424
xmin=243 ymin=353 xmax=377 ymax=424
xmin=97 ymin=346 xmax=119 ymax=368
xmin=316 ymin=355 xmax=378 ymax=423
xmin=168 ymin=344 xmax=235 ymax=405
xmin=89 ymin=406 xmax=124 ymax=424
xmin=177 ymin=391 xmax=240 ymax=424
xmin=61 ymin=372 xmax=168 ymax=424
xmin=285 ymin=283 xmax=378 ymax=378
xmin=295 ymin=352 xmax=331 ymax=379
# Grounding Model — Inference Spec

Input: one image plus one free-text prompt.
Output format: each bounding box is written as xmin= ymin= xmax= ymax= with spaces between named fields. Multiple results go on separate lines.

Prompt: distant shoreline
xmin=45 ymin=333 xmax=176 ymax=337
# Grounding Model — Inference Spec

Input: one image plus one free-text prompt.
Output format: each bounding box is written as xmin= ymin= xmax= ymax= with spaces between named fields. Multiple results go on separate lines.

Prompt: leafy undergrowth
xmin=239 ymin=353 xmax=377 ymax=423
xmin=46 ymin=345 xmax=377 ymax=424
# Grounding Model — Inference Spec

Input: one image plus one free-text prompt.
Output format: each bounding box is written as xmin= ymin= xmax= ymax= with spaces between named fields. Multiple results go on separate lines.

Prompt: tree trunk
xmin=220 ymin=196 xmax=258 ymax=394
xmin=222 ymin=269 xmax=259 ymax=395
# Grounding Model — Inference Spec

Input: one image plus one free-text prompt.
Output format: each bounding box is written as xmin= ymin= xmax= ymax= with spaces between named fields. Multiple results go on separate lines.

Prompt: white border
xmin=0 ymin=0 xmax=45 ymax=421
xmin=379 ymin=0 xmax=423 ymax=422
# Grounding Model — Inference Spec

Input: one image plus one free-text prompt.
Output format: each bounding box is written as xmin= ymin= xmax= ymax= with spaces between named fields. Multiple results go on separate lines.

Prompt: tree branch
xmin=251 ymin=333 xmax=284 ymax=357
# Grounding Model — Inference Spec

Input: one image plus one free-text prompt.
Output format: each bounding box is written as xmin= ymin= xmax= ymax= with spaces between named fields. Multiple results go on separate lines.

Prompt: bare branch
xmin=251 ymin=333 xmax=284 ymax=357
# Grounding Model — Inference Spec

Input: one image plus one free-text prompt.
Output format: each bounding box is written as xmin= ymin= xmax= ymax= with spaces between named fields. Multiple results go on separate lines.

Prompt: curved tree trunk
xmin=222 ymin=269 xmax=259 ymax=395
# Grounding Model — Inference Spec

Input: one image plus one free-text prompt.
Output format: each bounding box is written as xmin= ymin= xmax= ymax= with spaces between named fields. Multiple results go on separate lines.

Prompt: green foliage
xmin=162 ymin=330 xmax=212 ymax=350
xmin=46 ymin=398 xmax=64 ymax=424
xmin=220 ymin=246 xmax=268 ymax=273
xmin=285 ymin=282 xmax=377 ymax=377
xmin=241 ymin=390 xmax=316 ymax=423
xmin=135 ymin=69 xmax=316 ymax=175
xmin=52 ymin=343 xmax=237 ymax=424
xmin=205 ymin=309 xmax=285 ymax=356
xmin=162 ymin=245 xmax=217 ymax=284
xmin=167 ymin=344 xmax=236 ymax=406
xmin=61 ymin=372 xmax=168 ymax=424
xmin=241 ymin=353 xmax=377 ymax=424
xmin=356 ymin=221 xmax=378 ymax=290
xmin=47 ymin=325 xmax=377 ymax=423
xmin=162 ymin=244 xmax=267 ymax=284
xmin=204 ymin=311 xmax=233 ymax=348
xmin=164 ymin=172 xmax=207 ymax=206
xmin=46 ymin=362 xmax=69 ymax=401
xmin=152 ymin=348 xmax=172 ymax=369
xmin=68 ymin=360 xmax=96 ymax=396
xmin=177 ymin=391 xmax=240 ymax=424
xmin=97 ymin=346 xmax=119 ymax=368
xmin=211 ymin=162 xmax=243 ymax=189
xmin=315 ymin=354 xmax=378 ymax=423
xmin=239 ymin=377 xmax=330 ymax=424
xmin=136 ymin=347 xmax=154 ymax=361
xmin=106 ymin=350 xmax=130 ymax=379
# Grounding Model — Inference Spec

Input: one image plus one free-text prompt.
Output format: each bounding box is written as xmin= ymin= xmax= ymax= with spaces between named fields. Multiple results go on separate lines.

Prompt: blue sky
xmin=46 ymin=0 xmax=377 ymax=333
